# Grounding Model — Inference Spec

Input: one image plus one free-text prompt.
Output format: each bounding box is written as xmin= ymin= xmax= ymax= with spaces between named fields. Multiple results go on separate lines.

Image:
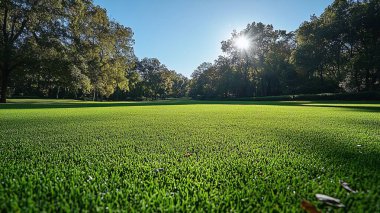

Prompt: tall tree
xmin=0 ymin=0 xmax=65 ymax=102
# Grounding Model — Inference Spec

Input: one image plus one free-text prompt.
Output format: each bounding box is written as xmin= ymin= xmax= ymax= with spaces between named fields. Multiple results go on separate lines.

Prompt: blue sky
xmin=94 ymin=0 xmax=333 ymax=77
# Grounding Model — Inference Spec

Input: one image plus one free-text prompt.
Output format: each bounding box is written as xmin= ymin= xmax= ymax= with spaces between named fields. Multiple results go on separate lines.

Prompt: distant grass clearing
xmin=0 ymin=99 xmax=379 ymax=212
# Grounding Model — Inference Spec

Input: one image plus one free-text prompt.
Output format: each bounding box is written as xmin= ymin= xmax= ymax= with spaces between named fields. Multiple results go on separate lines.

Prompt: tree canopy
xmin=0 ymin=0 xmax=187 ymax=102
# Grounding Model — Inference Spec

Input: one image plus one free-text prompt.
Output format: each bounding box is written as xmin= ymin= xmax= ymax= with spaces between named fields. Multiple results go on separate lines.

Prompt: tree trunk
xmin=354 ymin=69 xmax=360 ymax=92
xmin=116 ymin=90 xmax=119 ymax=101
xmin=0 ymin=58 xmax=10 ymax=103
xmin=0 ymin=71 xmax=8 ymax=103
xmin=365 ymin=68 xmax=370 ymax=91
xmin=56 ymin=86 xmax=60 ymax=99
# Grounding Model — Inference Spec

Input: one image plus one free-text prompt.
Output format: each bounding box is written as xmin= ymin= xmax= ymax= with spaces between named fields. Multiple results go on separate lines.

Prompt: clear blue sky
xmin=94 ymin=0 xmax=333 ymax=77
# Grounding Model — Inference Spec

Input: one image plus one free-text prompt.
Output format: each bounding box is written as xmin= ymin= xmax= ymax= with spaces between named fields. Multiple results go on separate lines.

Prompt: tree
xmin=68 ymin=4 xmax=134 ymax=100
xmin=133 ymin=58 xmax=188 ymax=100
xmin=0 ymin=0 xmax=65 ymax=102
xmin=292 ymin=0 xmax=380 ymax=93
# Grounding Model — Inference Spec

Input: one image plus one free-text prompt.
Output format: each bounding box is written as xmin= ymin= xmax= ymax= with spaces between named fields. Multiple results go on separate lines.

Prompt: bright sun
xmin=235 ymin=36 xmax=251 ymax=50
xmin=234 ymin=36 xmax=250 ymax=50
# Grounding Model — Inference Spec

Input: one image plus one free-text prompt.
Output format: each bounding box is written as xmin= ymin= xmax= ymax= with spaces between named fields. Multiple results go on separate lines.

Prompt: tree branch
xmin=10 ymin=18 xmax=28 ymax=43
xmin=10 ymin=12 xmax=19 ymax=39
xmin=2 ymin=2 xmax=8 ymax=42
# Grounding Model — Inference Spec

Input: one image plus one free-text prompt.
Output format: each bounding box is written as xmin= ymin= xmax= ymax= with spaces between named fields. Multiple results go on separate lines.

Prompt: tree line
xmin=1 ymin=0 xmax=379 ymax=103
xmin=0 ymin=0 xmax=188 ymax=103
xmin=189 ymin=0 xmax=380 ymax=99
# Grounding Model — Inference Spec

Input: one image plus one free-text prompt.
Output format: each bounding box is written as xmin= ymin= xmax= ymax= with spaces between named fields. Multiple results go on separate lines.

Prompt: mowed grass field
xmin=0 ymin=99 xmax=379 ymax=212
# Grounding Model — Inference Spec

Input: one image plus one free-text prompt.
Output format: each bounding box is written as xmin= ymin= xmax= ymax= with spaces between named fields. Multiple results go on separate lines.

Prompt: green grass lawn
xmin=0 ymin=99 xmax=379 ymax=212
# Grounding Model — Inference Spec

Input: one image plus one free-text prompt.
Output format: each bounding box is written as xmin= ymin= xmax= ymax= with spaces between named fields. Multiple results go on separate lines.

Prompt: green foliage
xmin=131 ymin=58 xmax=189 ymax=100
xmin=0 ymin=0 xmax=68 ymax=102
xmin=191 ymin=22 xmax=296 ymax=98
xmin=66 ymin=3 xmax=135 ymax=100
xmin=190 ymin=0 xmax=380 ymax=99
xmin=0 ymin=0 xmax=189 ymax=102
xmin=0 ymin=99 xmax=379 ymax=211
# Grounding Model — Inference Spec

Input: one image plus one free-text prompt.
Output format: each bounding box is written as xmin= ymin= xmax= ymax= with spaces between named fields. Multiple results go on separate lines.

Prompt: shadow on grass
xmin=1 ymin=99 xmax=380 ymax=113
xmin=273 ymin=127 xmax=380 ymax=176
